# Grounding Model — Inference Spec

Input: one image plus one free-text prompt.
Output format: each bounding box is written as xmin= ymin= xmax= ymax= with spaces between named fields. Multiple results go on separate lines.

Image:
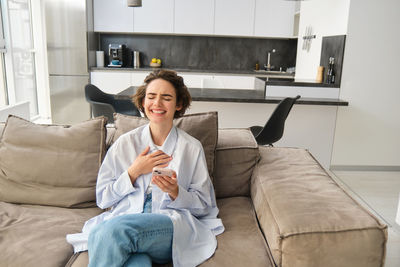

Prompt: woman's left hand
xmin=152 ymin=172 xmax=179 ymax=200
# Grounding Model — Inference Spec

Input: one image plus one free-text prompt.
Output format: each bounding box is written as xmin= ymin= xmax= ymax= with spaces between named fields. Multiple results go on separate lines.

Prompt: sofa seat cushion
xmin=0 ymin=201 xmax=103 ymax=267
xmin=214 ymin=128 xmax=259 ymax=198
xmin=68 ymin=197 xmax=274 ymax=267
xmin=201 ymin=197 xmax=274 ymax=266
xmin=251 ymin=147 xmax=388 ymax=267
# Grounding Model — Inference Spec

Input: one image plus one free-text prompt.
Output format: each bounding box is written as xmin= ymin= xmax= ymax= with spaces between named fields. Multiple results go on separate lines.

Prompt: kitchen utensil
xmin=133 ymin=51 xmax=140 ymax=68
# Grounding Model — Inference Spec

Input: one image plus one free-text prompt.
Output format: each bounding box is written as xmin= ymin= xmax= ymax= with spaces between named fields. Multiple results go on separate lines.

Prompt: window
xmin=0 ymin=4 xmax=8 ymax=107
xmin=1 ymin=0 xmax=39 ymax=117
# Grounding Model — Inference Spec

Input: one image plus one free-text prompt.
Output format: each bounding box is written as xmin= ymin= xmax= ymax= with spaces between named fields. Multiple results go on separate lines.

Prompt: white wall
xmin=295 ymin=0 xmax=350 ymax=80
xmin=331 ymin=0 xmax=400 ymax=167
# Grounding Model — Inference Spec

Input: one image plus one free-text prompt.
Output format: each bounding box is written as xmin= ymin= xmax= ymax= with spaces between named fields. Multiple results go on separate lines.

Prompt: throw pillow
xmin=113 ymin=112 xmax=218 ymax=181
xmin=0 ymin=115 xmax=107 ymax=208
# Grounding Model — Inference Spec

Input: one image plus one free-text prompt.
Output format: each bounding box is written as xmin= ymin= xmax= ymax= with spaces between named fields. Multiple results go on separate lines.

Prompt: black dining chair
xmin=250 ymin=95 xmax=300 ymax=146
xmin=84 ymin=84 xmax=141 ymax=123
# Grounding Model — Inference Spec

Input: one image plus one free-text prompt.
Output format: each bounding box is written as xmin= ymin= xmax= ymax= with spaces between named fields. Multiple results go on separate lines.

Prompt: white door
xmin=174 ymin=0 xmax=215 ymax=35
xmin=133 ymin=0 xmax=174 ymax=33
xmin=93 ymin=0 xmax=134 ymax=32
xmin=254 ymin=0 xmax=295 ymax=38
xmin=214 ymin=0 xmax=255 ymax=36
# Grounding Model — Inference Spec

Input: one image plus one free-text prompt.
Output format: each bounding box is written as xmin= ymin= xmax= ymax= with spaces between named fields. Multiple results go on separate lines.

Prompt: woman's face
xmin=142 ymin=78 xmax=182 ymax=125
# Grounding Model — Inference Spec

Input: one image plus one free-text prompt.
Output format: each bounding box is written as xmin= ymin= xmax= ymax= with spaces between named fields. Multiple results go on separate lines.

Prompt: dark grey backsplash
xmin=320 ymin=35 xmax=346 ymax=86
xmin=99 ymin=34 xmax=297 ymax=71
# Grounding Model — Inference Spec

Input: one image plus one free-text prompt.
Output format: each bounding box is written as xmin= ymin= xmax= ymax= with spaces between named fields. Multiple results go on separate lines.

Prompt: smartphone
xmin=152 ymin=167 xmax=174 ymax=177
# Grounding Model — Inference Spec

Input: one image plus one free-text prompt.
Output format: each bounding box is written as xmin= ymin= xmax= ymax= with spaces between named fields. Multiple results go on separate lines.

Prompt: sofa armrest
xmin=251 ymin=146 xmax=387 ymax=267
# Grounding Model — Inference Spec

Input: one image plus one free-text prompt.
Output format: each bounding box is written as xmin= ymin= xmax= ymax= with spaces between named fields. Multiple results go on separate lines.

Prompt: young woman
xmin=66 ymin=69 xmax=224 ymax=267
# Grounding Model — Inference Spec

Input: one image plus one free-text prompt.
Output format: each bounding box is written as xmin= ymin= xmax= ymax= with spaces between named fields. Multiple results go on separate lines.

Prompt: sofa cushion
xmin=112 ymin=112 xmax=218 ymax=181
xmin=251 ymin=147 xmax=388 ymax=267
xmin=0 ymin=122 xmax=4 ymax=136
xmin=106 ymin=124 xmax=116 ymax=150
xmin=0 ymin=201 xmax=103 ymax=267
xmin=68 ymin=197 xmax=274 ymax=267
xmin=0 ymin=115 xmax=107 ymax=208
xmin=214 ymin=128 xmax=259 ymax=198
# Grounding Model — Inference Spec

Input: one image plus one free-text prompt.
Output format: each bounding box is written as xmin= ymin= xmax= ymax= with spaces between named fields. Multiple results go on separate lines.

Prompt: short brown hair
xmin=132 ymin=69 xmax=192 ymax=118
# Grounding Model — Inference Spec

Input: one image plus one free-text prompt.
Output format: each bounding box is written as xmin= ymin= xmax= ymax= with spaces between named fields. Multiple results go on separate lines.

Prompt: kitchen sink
xmin=254 ymin=70 xmax=292 ymax=75
xmin=254 ymin=70 xmax=295 ymax=80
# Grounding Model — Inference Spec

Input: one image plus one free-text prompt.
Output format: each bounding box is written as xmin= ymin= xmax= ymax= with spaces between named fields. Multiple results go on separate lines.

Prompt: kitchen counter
xmin=262 ymin=78 xmax=340 ymax=88
xmin=91 ymin=67 xmax=295 ymax=79
xmin=118 ymin=87 xmax=348 ymax=106
xmin=91 ymin=67 xmax=342 ymax=88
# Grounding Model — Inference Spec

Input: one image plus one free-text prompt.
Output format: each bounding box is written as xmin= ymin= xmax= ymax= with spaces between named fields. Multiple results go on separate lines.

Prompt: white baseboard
xmin=330 ymin=165 xmax=400 ymax=172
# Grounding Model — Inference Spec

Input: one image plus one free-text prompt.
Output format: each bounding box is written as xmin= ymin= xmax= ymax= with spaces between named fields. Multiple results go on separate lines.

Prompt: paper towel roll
xmin=316 ymin=66 xmax=324 ymax=83
xmin=96 ymin=51 xmax=104 ymax=67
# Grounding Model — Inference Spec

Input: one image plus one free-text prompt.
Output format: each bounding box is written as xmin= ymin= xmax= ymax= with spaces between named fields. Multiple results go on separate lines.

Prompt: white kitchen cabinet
xmin=254 ymin=0 xmax=295 ymax=38
xmin=218 ymin=75 xmax=261 ymax=89
xmin=178 ymin=74 xmax=213 ymax=88
xmin=174 ymin=0 xmax=215 ymax=35
xmin=133 ymin=0 xmax=174 ymax=33
xmin=131 ymin=71 xmax=151 ymax=86
xmin=214 ymin=0 xmax=256 ymax=36
xmin=179 ymin=73 xmax=262 ymax=90
xmin=93 ymin=0 xmax=134 ymax=32
xmin=90 ymin=71 xmax=132 ymax=94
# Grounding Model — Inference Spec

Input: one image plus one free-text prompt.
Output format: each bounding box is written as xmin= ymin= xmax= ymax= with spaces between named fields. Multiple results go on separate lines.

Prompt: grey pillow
xmin=0 ymin=115 xmax=107 ymax=208
xmin=113 ymin=112 xmax=218 ymax=181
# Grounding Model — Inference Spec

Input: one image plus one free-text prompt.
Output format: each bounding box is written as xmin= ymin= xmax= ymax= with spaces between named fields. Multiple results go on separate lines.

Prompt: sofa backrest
xmin=213 ymin=128 xmax=260 ymax=198
xmin=105 ymin=126 xmax=260 ymax=198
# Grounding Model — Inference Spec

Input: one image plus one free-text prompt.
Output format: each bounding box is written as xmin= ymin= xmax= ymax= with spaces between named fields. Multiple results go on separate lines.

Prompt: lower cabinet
xmin=90 ymin=71 xmax=152 ymax=94
xmin=90 ymin=71 xmax=263 ymax=93
xmin=90 ymin=71 xmax=132 ymax=94
xmin=179 ymin=73 xmax=261 ymax=90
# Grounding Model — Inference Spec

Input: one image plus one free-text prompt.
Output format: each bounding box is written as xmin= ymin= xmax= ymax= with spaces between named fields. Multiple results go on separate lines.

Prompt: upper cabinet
xmin=93 ymin=0 xmax=134 ymax=32
xmin=133 ymin=0 xmax=174 ymax=33
xmin=93 ymin=0 xmax=295 ymax=38
xmin=214 ymin=0 xmax=255 ymax=36
xmin=254 ymin=0 xmax=295 ymax=38
xmin=174 ymin=0 xmax=215 ymax=35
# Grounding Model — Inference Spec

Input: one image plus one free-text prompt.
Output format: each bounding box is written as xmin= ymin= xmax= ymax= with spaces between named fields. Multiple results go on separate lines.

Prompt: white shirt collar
xmin=142 ymin=123 xmax=177 ymax=157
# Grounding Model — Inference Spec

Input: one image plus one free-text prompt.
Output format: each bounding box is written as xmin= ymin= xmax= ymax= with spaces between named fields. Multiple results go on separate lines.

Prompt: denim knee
xmin=89 ymin=218 xmax=136 ymax=250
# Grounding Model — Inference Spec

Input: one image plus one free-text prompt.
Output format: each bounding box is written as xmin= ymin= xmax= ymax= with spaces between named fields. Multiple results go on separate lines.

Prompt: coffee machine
xmin=108 ymin=44 xmax=128 ymax=67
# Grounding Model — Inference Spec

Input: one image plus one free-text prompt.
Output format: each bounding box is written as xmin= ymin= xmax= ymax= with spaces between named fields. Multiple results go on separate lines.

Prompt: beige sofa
xmin=0 ymin=113 xmax=387 ymax=267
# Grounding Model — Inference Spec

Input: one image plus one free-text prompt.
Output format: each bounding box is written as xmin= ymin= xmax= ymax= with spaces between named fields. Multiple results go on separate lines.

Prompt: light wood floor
xmin=331 ymin=170 xmax=400 ymax=267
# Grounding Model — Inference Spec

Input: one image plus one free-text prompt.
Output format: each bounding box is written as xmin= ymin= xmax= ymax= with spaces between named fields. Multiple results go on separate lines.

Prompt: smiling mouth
xmin=151 ymin=109 xmax=166 ymax=114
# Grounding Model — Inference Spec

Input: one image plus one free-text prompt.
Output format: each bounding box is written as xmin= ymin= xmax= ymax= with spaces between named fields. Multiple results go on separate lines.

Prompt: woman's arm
xmin=165 ymin=147 xmax=218 ymax=218
xmin=96 ymin=142 xmax=173 ymax=209
xmin=96 ymin=142 xmax=136 ymax=209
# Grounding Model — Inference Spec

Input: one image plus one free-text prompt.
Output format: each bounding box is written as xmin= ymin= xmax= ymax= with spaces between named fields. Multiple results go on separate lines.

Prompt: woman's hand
xmin=128 ymin=146 xmax=172 ymax=184
xmin=152 ymin=172 xmax=179 ymax=200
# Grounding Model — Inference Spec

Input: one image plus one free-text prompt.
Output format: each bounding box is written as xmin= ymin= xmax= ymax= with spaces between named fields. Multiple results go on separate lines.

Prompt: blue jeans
xmin=88 ymin=194 xmax=173 ymax=267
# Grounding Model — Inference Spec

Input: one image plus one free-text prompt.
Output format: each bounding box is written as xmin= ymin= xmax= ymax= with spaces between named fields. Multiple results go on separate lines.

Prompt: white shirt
xmin=66 ymin=124 xmax=224 ymax=267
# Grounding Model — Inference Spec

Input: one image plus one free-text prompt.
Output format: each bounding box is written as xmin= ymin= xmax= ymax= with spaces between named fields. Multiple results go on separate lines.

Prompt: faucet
xmin=265 ymin=49 xmax=276 ymax=71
